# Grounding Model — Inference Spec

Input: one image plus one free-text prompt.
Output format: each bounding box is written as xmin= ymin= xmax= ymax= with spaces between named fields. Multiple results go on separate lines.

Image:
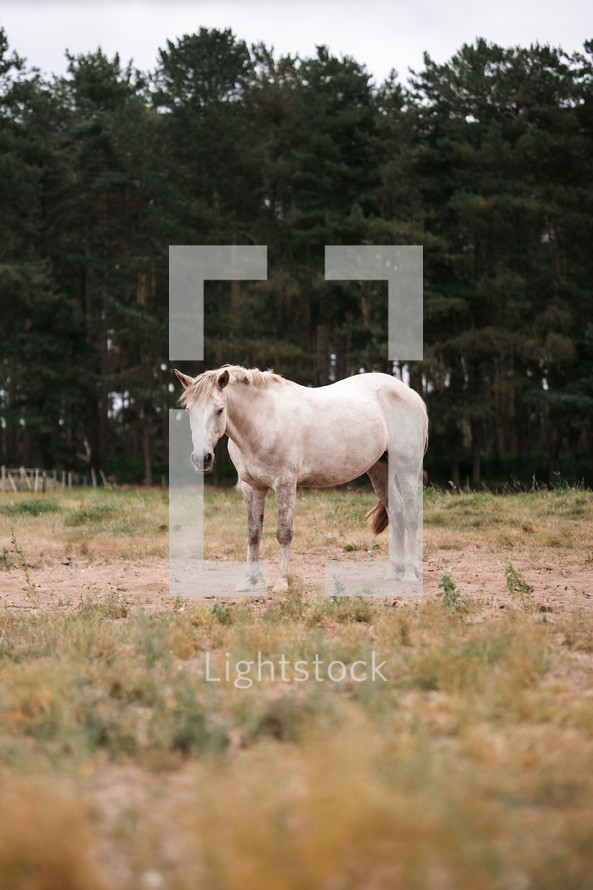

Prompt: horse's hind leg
xmin=387 ymin=407 xmax=425 ymax=582
xmin=392 ymin=462 xmax=422 ymax=582
xmin=367 ymin=458 xmax=405 ymax=579
xmin=236 ymin=482 xmax=268 ymax=592
xmin=398 ymin=468 xmax=420 ymax=581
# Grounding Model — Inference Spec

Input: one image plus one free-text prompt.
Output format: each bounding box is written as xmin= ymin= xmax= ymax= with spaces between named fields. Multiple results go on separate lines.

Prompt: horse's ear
xmin=174 ymin=369 xmax=194 ymax=390
xmin=218 ymin=369 xmax=230 ymax=389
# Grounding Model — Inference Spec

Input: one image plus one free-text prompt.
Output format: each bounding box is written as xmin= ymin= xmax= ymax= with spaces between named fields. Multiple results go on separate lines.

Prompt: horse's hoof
xmin=235 ymin=577 xmax=263 ymax=593
xmin=402 ymin=568 xmax=419 ymax=583
xmin=383 ymin=566 xmax=404 ymax=582
xmin=272 ymin=578 xmax=289 ymax=594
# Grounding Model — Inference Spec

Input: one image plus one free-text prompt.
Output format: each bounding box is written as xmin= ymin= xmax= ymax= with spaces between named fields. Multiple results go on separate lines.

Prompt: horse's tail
xmin=365 ymin=500 xmax=389 ymax=535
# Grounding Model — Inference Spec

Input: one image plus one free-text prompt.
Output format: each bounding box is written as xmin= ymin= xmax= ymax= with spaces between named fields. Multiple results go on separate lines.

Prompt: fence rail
xmin=0 ymin=467 xmax=109 ymax=493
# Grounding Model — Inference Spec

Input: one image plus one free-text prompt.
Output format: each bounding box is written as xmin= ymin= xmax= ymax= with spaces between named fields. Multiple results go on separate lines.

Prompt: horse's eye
xmin=217 ymin=407 xmax=224 ymax=416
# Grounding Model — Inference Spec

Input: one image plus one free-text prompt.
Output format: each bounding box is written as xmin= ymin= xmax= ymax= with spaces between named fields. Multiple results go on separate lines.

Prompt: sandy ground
xmin=0 ymin=544 xmax=591 ymax=615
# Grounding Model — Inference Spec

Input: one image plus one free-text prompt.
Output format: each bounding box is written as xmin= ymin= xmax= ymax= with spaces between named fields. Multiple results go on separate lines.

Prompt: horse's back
xmin=300 ymin=372 xmax=427 ymax=464
xmin=313 ymin=373 xmax=424 ymax=411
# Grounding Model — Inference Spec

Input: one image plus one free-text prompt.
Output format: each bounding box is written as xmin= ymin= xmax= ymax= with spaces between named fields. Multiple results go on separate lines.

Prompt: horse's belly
xmin=297 ymin=459 xmax=380 ymax=488
xmin=229 ymin=404 xmax=388 ymax=488
xmin=296 ymin=424 xmax=386 ymax=487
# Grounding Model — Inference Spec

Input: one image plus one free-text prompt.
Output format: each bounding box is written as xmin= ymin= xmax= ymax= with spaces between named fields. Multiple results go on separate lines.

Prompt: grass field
xmin=0 ymin=485 xmax=592 ymax=889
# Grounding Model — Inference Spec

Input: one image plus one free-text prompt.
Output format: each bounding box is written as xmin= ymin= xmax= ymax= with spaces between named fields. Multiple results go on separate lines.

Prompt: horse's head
xmin=175 ymin=368 xmax=229 ymax=473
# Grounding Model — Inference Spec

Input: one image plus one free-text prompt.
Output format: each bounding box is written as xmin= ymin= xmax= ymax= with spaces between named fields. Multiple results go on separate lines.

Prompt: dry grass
xmin=423 ymin=486 xmax=593 ymax=565
xmin=0 ymin=485 xmax=592 ymax=888
xmin=0 ymin=774 xmax=108 ymax=890
xmin=2 ymin=483 xmax=591 ymax=567
xmin=204 ymin=484 xmax=593 ymax=566
xmin=0 ymin=488 xmax=169 ymax=562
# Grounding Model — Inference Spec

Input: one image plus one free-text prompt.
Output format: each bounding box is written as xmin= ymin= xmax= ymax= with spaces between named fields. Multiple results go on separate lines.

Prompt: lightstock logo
xmin=169 ymin=245 xmax=424 ymax=598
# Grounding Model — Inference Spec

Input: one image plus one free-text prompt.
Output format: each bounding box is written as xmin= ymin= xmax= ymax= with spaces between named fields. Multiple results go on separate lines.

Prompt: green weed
xmin=437 ymin=568 xmax=462 ymax=610
xmin=5 ymin=529 xmax=38 ymax=600
xmin=0 ymin=544 xmax=13 ymax=570
xmin=211 ymin=602 xmax=233 ymax=625
xmin=504 ymin=559 xmax=533 ymax=607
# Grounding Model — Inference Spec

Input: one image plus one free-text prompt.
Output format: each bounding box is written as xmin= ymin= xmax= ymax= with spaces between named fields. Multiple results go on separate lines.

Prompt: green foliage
xmin=504 ymin=559 xmax=534 ymax=606
xmin=0 ymin=545 xmax=13 ymax=570
xmin=211 ymin=602 xmax=233 ymax=626
xmin=0 ymin=25 xmax=592 ymax=488
xmin=7 ymin=529 xmax=37 ymax=599
xmin=64 ymin=504 xmax=116 ymax=527
xmin=437 ymin=569 xmax=462 ymax=611
xmin=0 ymin=499 xmax=60 ymax=516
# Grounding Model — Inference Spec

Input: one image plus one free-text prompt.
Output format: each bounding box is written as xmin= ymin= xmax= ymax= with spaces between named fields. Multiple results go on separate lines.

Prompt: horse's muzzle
xmin=192 ymin=452 xmax=214 ymax=473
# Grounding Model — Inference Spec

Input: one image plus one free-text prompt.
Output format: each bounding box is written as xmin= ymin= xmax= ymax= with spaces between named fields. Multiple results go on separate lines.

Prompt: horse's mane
xmin=179 ymin=365 xmax=286 ymax=407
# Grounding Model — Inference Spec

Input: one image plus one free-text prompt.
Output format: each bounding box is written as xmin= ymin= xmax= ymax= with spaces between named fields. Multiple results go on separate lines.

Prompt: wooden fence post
xmin=20 ymin=467 xmax=32 ymax=491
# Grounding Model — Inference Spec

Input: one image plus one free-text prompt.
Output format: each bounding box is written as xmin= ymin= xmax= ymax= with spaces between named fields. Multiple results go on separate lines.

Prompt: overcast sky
xmin=0 ymin=0 xmax=590 ymax=86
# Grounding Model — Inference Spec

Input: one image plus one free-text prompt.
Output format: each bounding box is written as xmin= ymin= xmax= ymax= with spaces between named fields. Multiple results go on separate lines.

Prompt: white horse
xmin=175 ymin=365 xmax=428 ymax=593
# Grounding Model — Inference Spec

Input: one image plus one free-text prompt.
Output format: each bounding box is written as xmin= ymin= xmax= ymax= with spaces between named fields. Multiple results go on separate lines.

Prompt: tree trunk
xmin=335 ymin=333 xmax=349 ymax=381
xmin=98 ymin=343 xmax=109 ymax=471
xmin=471 ymin=418 xmax=481 ymax=487
xmin=316 ymin=324 xmax=330 ymax=386
xmin=143 ymin=412 xmax=153 ymax=486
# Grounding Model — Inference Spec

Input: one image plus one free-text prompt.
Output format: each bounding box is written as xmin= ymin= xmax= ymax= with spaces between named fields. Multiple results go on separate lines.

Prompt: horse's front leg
xmin=273 ymin=479 xmax=297 ymax=593
xmin=235 ymin=482 xmax=268 ymax=592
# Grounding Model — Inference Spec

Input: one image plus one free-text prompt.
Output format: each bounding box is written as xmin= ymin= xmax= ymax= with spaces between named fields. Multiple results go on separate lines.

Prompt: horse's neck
xmin=224 ymin=383 xmax=273 ymax=446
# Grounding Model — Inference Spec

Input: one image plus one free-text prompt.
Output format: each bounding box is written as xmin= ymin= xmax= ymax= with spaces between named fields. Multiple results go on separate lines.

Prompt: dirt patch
xmin=0 ymin=558 xmax=170 ymax=613
xmin=423 ymin=544 xmax=593 ymax=615
xmin=1 ymin=545 xmax=591 ymax=616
